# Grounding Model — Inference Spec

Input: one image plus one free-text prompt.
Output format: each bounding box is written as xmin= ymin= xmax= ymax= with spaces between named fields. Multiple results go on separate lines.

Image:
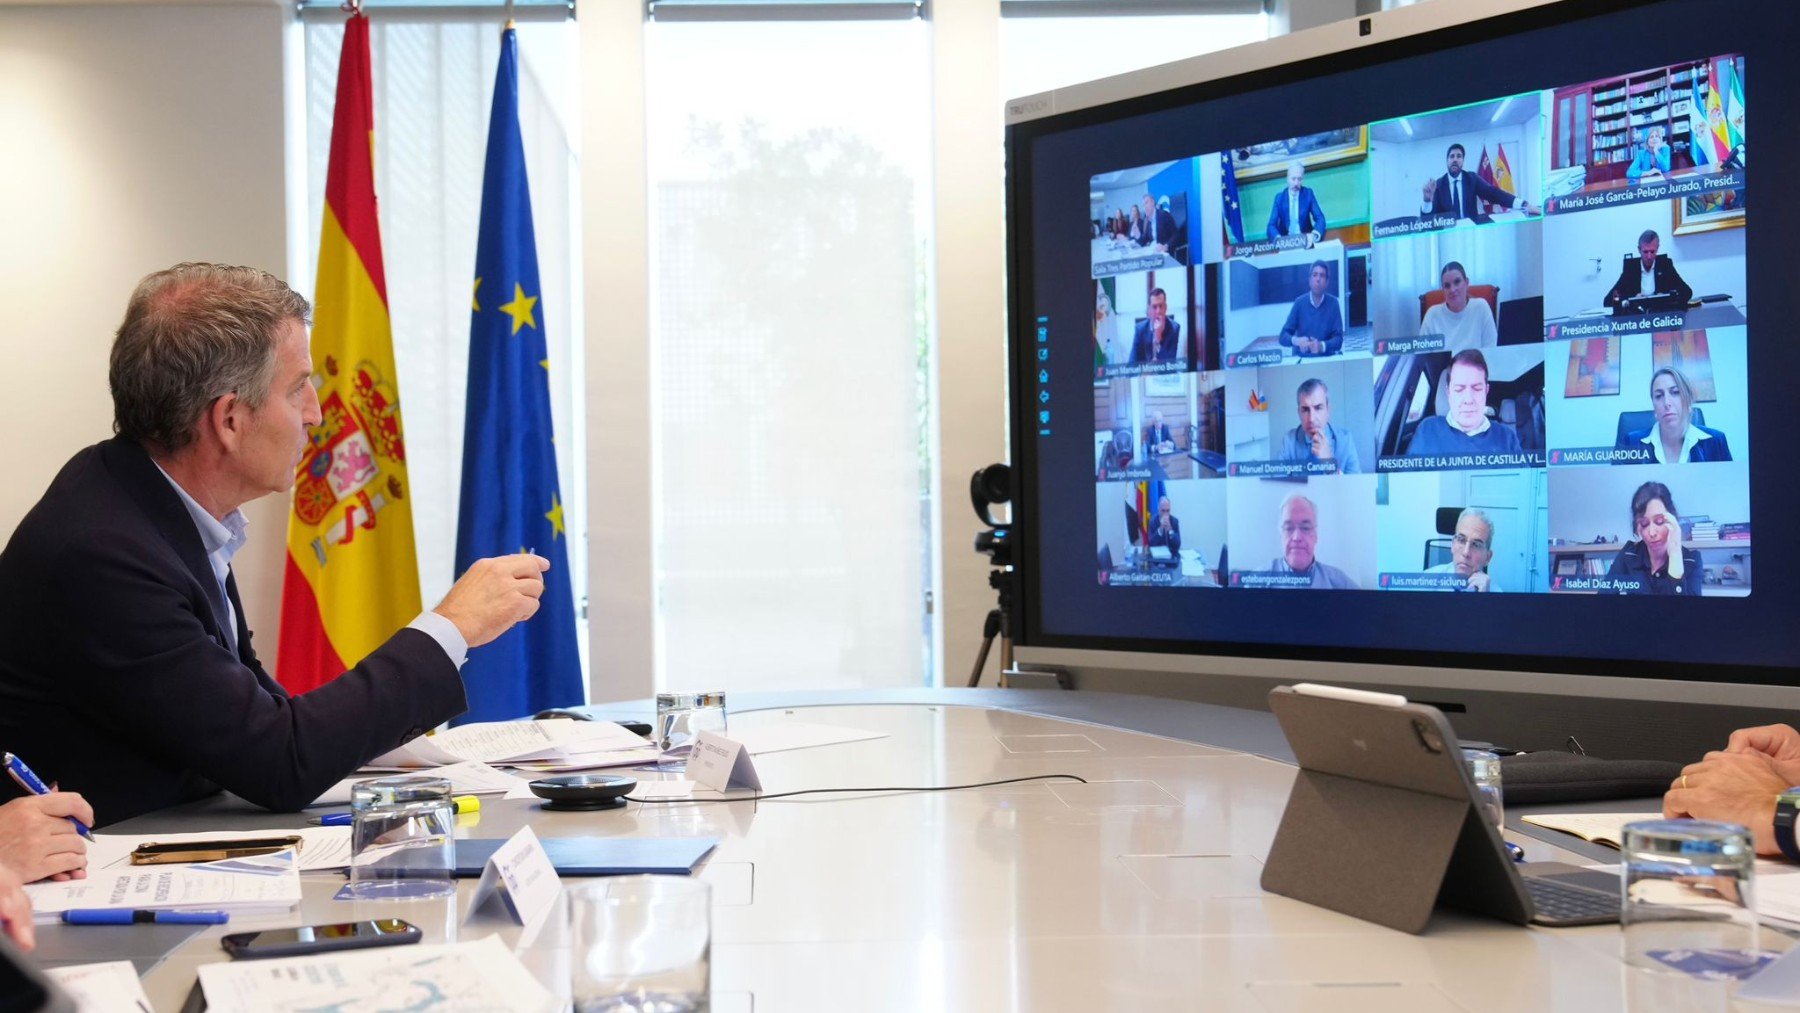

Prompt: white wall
xmin=1545 ymin=328 xmax=1749 ymax=452
xmin=1196 ymin=153 xmax=1225 ymax=263
xmin=0 ymin=6 xmax=290 ymax=650
xmin=931 ymin=0 xmax=1009 ymax=687
xmin=1541 ymin=201 xmax=1747 ymax=319
xmin=1227 ymin=474 xmax=1378 ymax=586
xmin=580 ymin=1 xmax=656 ymax=701
xmin=1375 ymin=472 xmax=1458 ymax=574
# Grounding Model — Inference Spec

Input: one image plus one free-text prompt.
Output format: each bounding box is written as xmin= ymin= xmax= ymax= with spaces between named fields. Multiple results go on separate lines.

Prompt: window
xmin=297 ymin=17 xmax=587 ymax=675
xmin=1000 ymin=11 xmax=1267 ymax=101
xmin=645 ymin=18 xmax=934 ymax=693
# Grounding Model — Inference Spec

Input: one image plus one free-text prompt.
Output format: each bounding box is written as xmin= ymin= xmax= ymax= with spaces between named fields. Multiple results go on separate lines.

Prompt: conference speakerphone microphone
xmin=528 ymin=774 xmax=638 ymax=811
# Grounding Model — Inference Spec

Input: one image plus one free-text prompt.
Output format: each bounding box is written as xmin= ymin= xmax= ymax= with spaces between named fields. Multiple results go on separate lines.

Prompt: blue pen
xmin=62 ymin=910 xmax=229 ymax=925
xmin=2 ymin=752 xmax=92 ymax=840
xmin=314 ymin=812 xmax=353 ymax=827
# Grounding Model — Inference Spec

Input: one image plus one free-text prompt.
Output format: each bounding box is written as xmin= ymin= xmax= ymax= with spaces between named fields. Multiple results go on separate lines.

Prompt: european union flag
xmin=454 ymin=26 xmax=583 ymax=724
xmin=1219 ymin=151 xmax=1246 ymax=246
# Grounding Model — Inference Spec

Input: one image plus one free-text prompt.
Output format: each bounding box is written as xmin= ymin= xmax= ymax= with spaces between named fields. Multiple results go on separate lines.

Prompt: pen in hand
xmin=3 ymin=752 xmax=94 ymax=840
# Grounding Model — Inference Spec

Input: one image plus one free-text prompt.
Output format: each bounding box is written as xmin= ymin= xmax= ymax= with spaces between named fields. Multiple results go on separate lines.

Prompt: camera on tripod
xmin=969 ymin=464 xmax=1013 ymax=687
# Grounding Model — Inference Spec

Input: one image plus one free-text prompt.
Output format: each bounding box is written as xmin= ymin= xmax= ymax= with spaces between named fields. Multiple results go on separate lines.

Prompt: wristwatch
xmin=1774 ymin=788 xmax=1800 ymax=863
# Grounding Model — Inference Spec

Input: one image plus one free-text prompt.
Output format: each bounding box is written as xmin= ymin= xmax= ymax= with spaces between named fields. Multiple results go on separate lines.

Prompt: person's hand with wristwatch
xmin=1664 ymin=750 xmax=1790 ymax=856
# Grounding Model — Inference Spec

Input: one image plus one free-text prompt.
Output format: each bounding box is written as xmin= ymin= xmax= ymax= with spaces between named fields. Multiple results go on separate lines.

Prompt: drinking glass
xmin=345 ymin=775 xmax=456 ymax=900
xmin=656 ymin=692 xmax=728 ymax=769
xmin=570 ymin=875 xmax=711 ymax=1012
xmin=1620 ymin=818 xmax=1762 ymax=978
xmin=1462 ymin=748 xmax=1504 ymax=831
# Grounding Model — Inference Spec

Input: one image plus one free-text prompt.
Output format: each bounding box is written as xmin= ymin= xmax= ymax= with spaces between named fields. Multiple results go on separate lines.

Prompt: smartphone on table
xmin=220 ymin=918 xmax=422 ymax=960
xmin=129 ymin=836 xmax=304 ymax=865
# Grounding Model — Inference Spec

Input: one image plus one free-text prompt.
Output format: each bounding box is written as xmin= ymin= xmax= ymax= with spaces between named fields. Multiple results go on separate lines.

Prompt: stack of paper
xmin=25 ymin=849 xmax=301 ymax=921
xmin=368 ymin=718 xmax=659 ymax=771
xmin=198 ymin=934 xmax=558 ymax=1013
xmin=311 ymin=759 xmax=534 ymax=805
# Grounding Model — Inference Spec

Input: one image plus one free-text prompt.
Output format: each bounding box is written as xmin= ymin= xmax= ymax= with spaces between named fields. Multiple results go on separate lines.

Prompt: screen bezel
xmin=1004 ymin=0 xmax=1792 ymax=688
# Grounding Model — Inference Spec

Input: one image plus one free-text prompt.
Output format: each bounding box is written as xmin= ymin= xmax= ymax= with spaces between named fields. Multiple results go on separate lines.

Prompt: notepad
xmin=452 ymin=835 xmax=718 ymax=877
xmin=1520 ymin=812 xmax=1661 ymax=849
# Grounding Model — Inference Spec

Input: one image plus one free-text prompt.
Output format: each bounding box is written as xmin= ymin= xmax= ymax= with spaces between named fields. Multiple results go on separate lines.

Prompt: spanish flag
xmin=277 ymin=12 xmax=423 ymax=693
xmin=1493 ymin=143 xmax=1515 ymax=207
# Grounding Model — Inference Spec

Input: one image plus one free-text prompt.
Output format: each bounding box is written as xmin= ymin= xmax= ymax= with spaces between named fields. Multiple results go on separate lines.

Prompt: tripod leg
xmin=968 ymin=608 xmax=1003 ymax=688
xmin=968 ymin=631 xmax=996 ymax=688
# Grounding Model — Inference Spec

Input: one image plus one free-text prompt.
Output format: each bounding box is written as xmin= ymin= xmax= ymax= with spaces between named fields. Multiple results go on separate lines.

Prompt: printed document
xmin=25 ymin=850 xmax=301 ymax=920
xmin=198 ymin=934 xmax=558 ymax=1013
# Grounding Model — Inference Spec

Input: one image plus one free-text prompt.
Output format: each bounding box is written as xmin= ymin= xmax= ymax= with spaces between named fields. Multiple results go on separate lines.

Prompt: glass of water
xmin=1462 ymin=748 xmax=1504 ymax=831
xmin=571 ymin=875 xmax=711 ymax=1012
xmin=345 ymin=775 xmax=456 ymax=900
xmin=1621 ymin=819 xmax=1762 ymax=978
xmin=656 ymin=692 xmax=728 ymax=769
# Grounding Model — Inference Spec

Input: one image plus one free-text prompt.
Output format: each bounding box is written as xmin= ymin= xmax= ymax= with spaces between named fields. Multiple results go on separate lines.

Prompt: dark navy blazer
xmin=0 ymin=438 xmax=466 ymax=825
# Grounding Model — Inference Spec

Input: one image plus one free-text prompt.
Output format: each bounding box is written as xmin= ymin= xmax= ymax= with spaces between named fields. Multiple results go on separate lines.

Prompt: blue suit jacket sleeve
xmin=1302 ymin=188 xmax=1327 ymax=237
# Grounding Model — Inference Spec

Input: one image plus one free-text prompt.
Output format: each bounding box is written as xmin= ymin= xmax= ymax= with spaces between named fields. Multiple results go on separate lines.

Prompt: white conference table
xmin=51 ymin=689 xmax=1792 ymax=1011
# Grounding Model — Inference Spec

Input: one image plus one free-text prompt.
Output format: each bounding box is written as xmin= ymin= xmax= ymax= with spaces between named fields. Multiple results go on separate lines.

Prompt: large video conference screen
xmin=1012 ymin=0 xmax=1797 ymax=682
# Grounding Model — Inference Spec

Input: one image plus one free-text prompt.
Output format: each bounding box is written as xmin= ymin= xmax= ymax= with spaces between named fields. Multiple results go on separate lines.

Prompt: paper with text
xmin=198 ymin=934 xmax=557 ymax=1013
xmin=25 ymin=850 xmax=301 ymax=920
xmin=367 ymin=719 xmax=652 ymax=768
xmin=689 ymin=731 xmax=762 ymax=793
xmin=44 ymin=961 xmax=152 ymax=1013
xmin=466 ymin=825 xmax=561 ymax=930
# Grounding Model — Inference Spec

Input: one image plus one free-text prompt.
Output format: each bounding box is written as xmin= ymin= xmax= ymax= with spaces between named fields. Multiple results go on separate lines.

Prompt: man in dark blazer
xmin=1266 ymin=162 xmax=1327 ymax=245
xmin=1605 ymin=229 xmax=1694 ymax=312
xmin=1148 ymin=497 xmax=1181 ymax=554
xmin=1421 ymin=142 xmax=1539 ymax=220
xmin=0 ymin=264 xmax=549 ymax=826
xmin=1143 ymin=412 xmax=1175 ymax=456
xmin=1129 ymin=288 xmax=1181 ymax=364
xmin=1139 ymin=194 xmax=1179 ymax=254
